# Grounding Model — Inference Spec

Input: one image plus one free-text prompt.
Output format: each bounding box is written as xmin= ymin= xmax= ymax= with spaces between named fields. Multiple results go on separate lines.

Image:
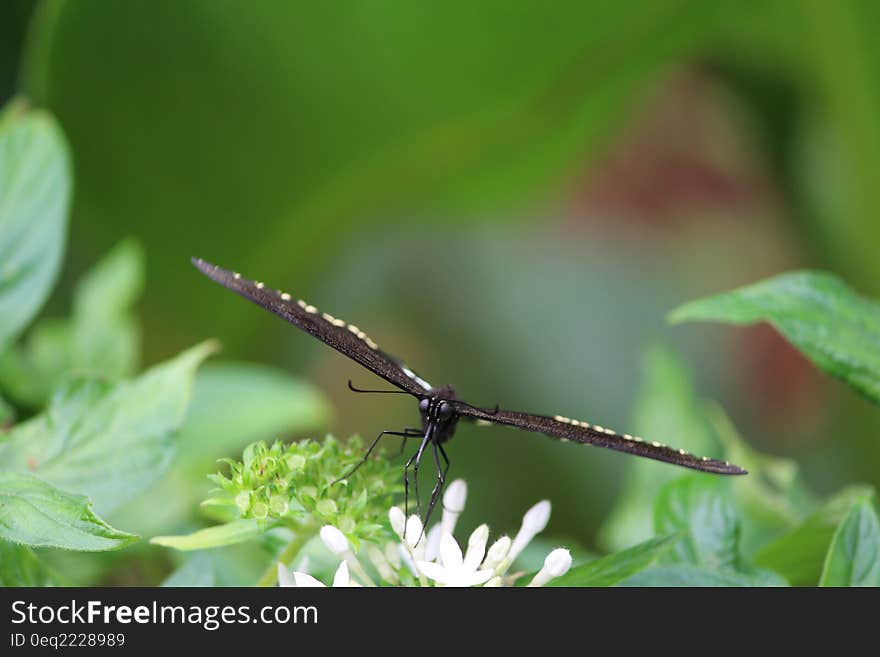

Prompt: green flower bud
xmin=316 ymin=499 xmax=338 ymax=516
xmin=235 ymin=491 xmax=252 ymax=513
xmin=251 ymin=500 xmax=269 ymax=520
xmin=269 ymin=495 xmax=289 ymax=517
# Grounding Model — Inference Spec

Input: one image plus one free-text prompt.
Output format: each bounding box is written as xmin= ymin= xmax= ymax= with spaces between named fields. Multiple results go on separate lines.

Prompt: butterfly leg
xmin=333 ymin=429 xmax=418 ymax=485
xmin=420 ymin=440 xmax=445 ymax=537
xmin=438 ymin=443 xmax=451 ymax=483
xmin=395 ymin=428 xmax=423 ymax=457
xmin=402 ymin=431 xmax=431 ymax=544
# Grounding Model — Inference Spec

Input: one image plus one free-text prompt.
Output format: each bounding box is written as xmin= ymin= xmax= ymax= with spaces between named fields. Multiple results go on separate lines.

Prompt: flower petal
xmin=293 ymin=572 xmax=327 ymax=587
xmin=463 ymin=524 xmax=489 ymax=571
xmin=510 ymin=500 xmax=551 ymax=561
xmin=415 ymin=560 xmax=450 ymax=584
xmin=389 ymin=506 xmax=406 ymax=540
xmin=448 ymin=568 xmax=496 ymax=587
xmin=320 ymin=525 xmax=350 ymax=555
xmin=484 ymin=536 xmax=511 ymax=570
xmin=544 ymin=548 xmax=572 ymax=578
xmin=425 ymin=523 xmax=443 ymax=562
xmin=404 ymin=514 xmax=424 ymax=549
xmin=332 ymin=561 xmax=350 ymax=587
xmin=439 ymin=532 xmax=463 ymax=570
xmin=277 ymin=562 xmax=296 ymax=587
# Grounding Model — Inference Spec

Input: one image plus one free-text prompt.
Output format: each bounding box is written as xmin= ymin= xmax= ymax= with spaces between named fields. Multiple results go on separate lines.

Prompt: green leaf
xmin=0 ymin=472 xmax=137 ymax=551
xmin=707 ymin=404 xmax=814 ymax=556
xmin=0 ymin=239 xmax=144 ymax=407
xmin=669 ymin=271 xmax=880 ymax=405
xmin=161 ymin=552 xmax=218 ymax=587
xmin=754 ymin=485 xmax=874 ymax=585
xmin=654 ymin=475 xmax=739 ymax=570
xmin=112 ymin=362 xmax=329 ymax=537
xmin=600 ymin=346 xmax=719 ymax=551
xmin=0 ymin=340 xmax=217 ymax=513
xmin=620 ymin=564 xmax=788 ymax=587
xmin=0 ymin=319 xmax=72 ymax=406
xmin=151 ymin=519 xmax=262 ymax=551
xmin=0 ymin=540 xmax=60 ymax=585
xmin=547 ymin=534 xmax=679 ymax=587
xmin=0 ymin=102 xmax=71 ymax=349
xmin=71 ymin=238 xmax=144 ymax=378
xmin=819 ymin=498 xmax=880 ymax=586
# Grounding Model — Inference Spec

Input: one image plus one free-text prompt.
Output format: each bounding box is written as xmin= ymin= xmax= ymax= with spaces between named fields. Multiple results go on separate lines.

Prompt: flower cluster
xmin=278 ymin=479 xmax=572 ymax=587
xmin=206 ymin=436 xmax=399 ymax=545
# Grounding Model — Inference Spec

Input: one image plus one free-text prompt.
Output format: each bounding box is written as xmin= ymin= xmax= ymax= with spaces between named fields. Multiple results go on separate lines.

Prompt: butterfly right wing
xmin=453 ymin=402 xmax=746 ymax=475
xmin=192 ymin=258 xmax=432 ymax=397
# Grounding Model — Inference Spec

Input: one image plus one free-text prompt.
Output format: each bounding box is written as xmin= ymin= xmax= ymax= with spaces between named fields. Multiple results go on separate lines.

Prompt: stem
xmin=256 ymin=521 xmax=318 ymax=587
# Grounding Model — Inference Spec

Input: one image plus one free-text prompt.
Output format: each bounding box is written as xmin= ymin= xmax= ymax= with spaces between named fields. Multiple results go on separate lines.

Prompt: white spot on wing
xmin=401 ymin=365 xmax=432 ymax=390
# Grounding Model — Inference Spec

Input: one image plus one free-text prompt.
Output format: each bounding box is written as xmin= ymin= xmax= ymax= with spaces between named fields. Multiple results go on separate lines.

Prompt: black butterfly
xmin=192 ymin=258 xmax=746 ymax=529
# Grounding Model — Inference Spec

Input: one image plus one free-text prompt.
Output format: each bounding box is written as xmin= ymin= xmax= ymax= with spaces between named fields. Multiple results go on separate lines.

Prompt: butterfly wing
xmin=192 ymin=258 xmax=432 ymax=396
xmin=453 ymin=402 xmax=746 ymax=475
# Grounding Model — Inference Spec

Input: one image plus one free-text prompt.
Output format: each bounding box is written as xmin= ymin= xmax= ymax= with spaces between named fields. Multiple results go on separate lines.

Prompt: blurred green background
xmin=3 ymin=0 xmax=880 ymax=583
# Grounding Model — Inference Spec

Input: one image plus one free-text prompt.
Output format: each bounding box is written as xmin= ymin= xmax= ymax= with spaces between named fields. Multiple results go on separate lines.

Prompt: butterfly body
xmin=192 ymin=257 xmax=746 ymax=526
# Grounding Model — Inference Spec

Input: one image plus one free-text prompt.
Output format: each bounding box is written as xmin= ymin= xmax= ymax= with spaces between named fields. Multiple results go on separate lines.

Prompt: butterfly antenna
xmin=347 ymin=380 xmax=413 ymax=395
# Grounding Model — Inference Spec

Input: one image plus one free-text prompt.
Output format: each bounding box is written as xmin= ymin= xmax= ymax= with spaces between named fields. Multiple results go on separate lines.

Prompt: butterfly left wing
xmin=192 ymin=258 xmax=432 ymax=396
xmin=452 ymin=402 xmax=746 ymax=475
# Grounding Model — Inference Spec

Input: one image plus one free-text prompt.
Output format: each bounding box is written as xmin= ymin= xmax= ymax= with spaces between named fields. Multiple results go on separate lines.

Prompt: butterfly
xmin=192 ymin=258 xmax=746 ymax=530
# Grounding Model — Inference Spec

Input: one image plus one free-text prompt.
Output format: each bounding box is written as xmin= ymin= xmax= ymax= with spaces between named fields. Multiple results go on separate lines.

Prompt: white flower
xmin=463 ymin=524 xmax=489 ymax=571
xmin=509 ymin=500 xmax=551 ymax=562
xmin=441 ymin=479 xmax=467 ymax=536
xmin=527 ymin=548 xmax=572 ymax=587
xmin=416 ymin=532 xmax=495 ymax=587
xmin=320 ymin=525 xmax=350 ymax=555
xmin=403 ymin=514 xmax=425 ymax=554
xmin=293 ymin=478 xmax=568 ymax=587
xmin=425 ymin=523 xmax=443 ymax=561
xmin=483 ymin=536 xmax=511 ymax=571
xmin=389 ymin=506 xmax=406 ymax=539
xmin=278 ymin=561 xmax=352 ymax=587
xmin=314 ymin=524 xmax=376 ymax=586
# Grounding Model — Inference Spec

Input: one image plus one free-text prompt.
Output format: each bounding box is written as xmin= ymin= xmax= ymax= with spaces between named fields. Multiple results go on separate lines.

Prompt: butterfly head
xmin=418 ymin=385 xmax=459 ymax=444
